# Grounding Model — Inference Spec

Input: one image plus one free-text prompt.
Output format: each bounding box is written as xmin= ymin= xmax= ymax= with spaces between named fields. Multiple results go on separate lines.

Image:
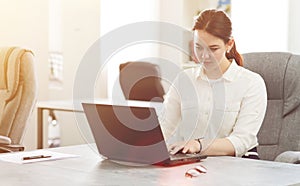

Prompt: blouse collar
xmin=196 ymin=60 xmax=240 ymax=82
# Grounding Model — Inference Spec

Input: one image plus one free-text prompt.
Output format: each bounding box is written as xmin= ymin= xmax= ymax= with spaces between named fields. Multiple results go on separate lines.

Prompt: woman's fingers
xmin=182 ymin=140 xmax=199 ymax=154
xmin=170 ymin=145 xmax=184 ymax=155
xmin=168 ymin=142 xmax=185 ymax=155
xmin=182 ymin=142 xmax=193 ymax=153
xmin=169 ymin=140 xmax=199 ymax=154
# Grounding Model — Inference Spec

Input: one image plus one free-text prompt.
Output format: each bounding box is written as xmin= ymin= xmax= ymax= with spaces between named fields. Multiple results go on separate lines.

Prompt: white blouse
xmin=159 ymin=60 xmax=267 ymax=157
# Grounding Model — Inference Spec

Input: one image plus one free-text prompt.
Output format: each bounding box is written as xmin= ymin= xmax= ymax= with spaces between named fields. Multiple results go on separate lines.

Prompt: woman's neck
xmin=204 ymin=59 xmax=231 ymax=79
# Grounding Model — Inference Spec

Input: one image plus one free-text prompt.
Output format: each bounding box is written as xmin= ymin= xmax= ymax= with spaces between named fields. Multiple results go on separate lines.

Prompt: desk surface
xmin=0 ymin=144 xmax=299 ymax=186
xmin=36 ymin=99 xmax=164 ymax=148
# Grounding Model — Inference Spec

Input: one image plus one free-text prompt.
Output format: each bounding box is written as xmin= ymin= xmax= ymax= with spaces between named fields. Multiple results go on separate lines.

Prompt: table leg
xmin=37 ymin=108 xmax=43 ymax=149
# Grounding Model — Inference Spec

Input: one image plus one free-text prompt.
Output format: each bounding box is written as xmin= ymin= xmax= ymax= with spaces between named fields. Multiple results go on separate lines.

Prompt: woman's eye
xmin=195 ymin=46 xmax=203 ymax=51
xmin=210 ymin=48 xmax=218 ymax=52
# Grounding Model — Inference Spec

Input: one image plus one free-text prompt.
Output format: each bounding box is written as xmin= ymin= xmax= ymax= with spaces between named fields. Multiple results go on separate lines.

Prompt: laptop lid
xmin=82 ymin=103 xmax=206 ymax=165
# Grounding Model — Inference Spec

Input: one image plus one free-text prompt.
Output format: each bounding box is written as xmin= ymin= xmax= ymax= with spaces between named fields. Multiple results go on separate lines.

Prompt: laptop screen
xmin=82 ymin=103 xmax=170 ymax=164
xmin=96 ymin=105 xmax=164 ymax=146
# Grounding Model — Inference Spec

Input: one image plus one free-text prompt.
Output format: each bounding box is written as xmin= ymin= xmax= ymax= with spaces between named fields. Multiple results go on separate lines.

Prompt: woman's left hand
xmin=168 ymin=140 xmax=200 ymax=154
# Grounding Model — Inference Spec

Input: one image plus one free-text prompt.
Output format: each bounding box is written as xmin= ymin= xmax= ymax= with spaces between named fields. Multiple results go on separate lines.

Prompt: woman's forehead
xmin=194 ymin=30 xmax=224 ymax=46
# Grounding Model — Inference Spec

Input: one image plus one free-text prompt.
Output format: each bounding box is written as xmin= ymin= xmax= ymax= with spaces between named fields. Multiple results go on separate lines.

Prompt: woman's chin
xmin=203 ymin=61 xmax=220 ymax=70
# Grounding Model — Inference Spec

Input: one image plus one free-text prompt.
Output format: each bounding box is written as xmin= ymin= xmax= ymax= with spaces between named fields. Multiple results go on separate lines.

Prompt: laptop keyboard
xmin=170 ymin=153 xmax=201 ymax=160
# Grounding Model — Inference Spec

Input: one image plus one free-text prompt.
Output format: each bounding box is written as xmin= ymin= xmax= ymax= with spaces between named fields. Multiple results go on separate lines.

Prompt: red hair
xmin=192 ymin=9 xmax=243 ymax=66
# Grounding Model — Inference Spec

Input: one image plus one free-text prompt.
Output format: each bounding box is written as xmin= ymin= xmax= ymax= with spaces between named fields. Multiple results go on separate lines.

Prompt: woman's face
xmin=194 ymin=30 xmax=231 ymax=71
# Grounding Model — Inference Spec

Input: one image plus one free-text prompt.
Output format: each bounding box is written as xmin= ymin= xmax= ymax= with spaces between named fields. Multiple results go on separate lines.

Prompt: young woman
xmin=160 ymin=9 xmax=267 ymax=159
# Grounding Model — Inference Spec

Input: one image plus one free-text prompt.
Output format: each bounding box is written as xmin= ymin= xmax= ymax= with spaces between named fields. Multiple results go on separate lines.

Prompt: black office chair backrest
xmin=119 ymin=61 xmax=165 ymax=102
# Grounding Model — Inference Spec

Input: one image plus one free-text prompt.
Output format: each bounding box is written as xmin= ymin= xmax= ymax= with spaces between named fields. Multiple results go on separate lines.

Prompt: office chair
xmin=243 ymin=52 xmax=300 ymax=163
xmin=119 ymin=61 xmax=165 ymax=102
xmin=0 ymin=47 xmax=37 ymax=153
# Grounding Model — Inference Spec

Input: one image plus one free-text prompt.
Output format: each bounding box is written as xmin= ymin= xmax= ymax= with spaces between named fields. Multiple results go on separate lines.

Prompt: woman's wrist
xmin=195 ymin=138 xmax=204 ymax=153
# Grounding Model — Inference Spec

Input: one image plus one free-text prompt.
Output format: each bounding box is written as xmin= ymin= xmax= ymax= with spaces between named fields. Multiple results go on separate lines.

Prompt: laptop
xmin=82 ymin=102 xmax=207 ymax=166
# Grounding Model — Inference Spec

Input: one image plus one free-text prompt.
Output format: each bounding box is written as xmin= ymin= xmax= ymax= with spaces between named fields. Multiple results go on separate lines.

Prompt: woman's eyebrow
xmin=208 ymin=44 xmax=219 ymax=48
xmin=194 ymin=42 xmax=219 ymax=48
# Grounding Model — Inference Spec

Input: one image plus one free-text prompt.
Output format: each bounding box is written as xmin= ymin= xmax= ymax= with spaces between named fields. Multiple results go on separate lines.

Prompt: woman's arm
xmin=169 ymin=138 xmax=235 ymax=156
xmin=199 ymin=138 xmax=235 ymax=156
xmin=159 ymin=80 xmax=182 ymax=140
xmin=226 ymin=74 xmax=267 ymax=156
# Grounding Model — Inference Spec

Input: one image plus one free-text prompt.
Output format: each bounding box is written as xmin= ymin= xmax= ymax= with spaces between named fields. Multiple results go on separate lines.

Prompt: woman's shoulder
xmin=238 ymin=65 xmax=266 ymax=86
xmin=236 ymin=63 xmax=260 ymax=78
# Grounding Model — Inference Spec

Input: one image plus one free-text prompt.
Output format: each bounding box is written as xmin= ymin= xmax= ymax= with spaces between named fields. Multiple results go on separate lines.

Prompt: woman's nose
xmin=201 ymin=50 xmax=210 ymax=59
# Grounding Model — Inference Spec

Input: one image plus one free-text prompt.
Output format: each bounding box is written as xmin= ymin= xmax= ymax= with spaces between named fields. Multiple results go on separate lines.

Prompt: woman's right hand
xmin=168 ymin=140 xmax=200 ymax=154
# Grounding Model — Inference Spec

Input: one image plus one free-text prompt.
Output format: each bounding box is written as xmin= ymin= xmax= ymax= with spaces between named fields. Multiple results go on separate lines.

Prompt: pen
xmin=23 ymin=155 xmax=52 ymax=160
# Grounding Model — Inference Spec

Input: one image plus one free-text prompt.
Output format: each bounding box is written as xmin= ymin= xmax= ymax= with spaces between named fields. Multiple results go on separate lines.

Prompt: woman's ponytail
xmin=226 ymin=42 xmax=243 ymax=66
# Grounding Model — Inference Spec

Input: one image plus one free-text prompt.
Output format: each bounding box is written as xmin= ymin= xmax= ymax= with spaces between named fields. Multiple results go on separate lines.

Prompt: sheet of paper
xmin=0 ymin=150 xmax=79 ymax=164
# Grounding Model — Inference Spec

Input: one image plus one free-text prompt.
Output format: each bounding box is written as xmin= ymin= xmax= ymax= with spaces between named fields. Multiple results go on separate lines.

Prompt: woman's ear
xmin=227 ymin=37 xmax=234 ymax=51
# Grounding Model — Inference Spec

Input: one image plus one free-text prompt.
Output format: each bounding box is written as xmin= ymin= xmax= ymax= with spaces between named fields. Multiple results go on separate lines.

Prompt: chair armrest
xmin=0 ymin=144 xmax=25 ymax=153
xmin=0 ymin=135 xmax=11 ymax=145
xmin=275 ymin=151 xmax=300 ymax=164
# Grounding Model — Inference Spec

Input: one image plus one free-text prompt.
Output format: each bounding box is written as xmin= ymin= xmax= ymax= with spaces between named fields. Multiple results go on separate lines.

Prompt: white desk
xmin=36 ymin=100 xmax=84 ymax=149
xmin=36 ymin=100 xmax=163 ymax=149
xmin=0 ymin=144 xmax=300 ymax=185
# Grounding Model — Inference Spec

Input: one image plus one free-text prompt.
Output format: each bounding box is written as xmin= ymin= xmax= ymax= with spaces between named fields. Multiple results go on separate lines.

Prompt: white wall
xmin=288 ymin=0 xmax=300 ymax=54
xmin=100 ymin=0 xmax=160 ymax=99
xmin=0 ymin=0 xmax=49 ymax=99
xmin=231 ymin=0 xmax=289 ymax=53
xmin=48 ymin=0 xmax=101 ymax=147
xmin=100 ymin=0 xmax=160 ymax=36
xmin=49 ymin=0 xmax=100 ymax=100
